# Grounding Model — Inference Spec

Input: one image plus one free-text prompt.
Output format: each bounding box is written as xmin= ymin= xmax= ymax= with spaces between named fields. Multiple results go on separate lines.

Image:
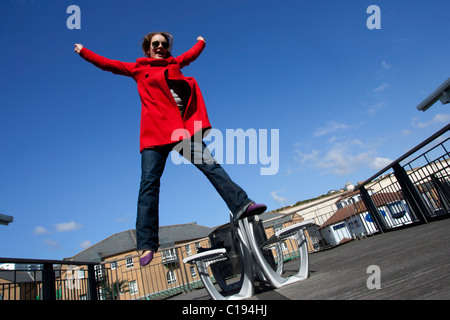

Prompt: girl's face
xmin=149 ymin=34 xmax=169 ymax=59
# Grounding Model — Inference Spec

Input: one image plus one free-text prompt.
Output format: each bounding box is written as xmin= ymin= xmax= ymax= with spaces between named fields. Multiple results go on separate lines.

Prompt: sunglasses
xmin=151 ymin=41 xmax=169 ymax=49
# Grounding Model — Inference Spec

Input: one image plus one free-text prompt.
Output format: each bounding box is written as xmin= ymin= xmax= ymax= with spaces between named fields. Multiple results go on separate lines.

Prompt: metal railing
xmin=297 ymin=124 xmax=450 ymax=247
xmin=0 ymin=237 xmax=303 ymax=300
xmin=356 ymin=123 xmax=450 ymax=231
xmin=0 ymin=258 xmax=98 ymax=300
xmin=96 ymin=246 xmax=205 ymax=300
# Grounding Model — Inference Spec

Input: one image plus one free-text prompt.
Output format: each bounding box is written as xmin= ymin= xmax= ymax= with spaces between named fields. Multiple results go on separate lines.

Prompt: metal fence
xmin=0 ymin=236 xmax=303 ymax=300
xmin=357 ymin=124 xmax=450 ymax=230
xmin=0 ymin=258 xmax=97 ymax=300
xmin=298 ymin=124 xmax=450 ymax=248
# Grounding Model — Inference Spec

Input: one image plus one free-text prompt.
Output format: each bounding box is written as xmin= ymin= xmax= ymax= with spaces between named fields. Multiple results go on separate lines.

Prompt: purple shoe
xmin=235 ymin=203 xmax=267 ymax=221
xmin=139 ymin=251 xmax=153 ymax=267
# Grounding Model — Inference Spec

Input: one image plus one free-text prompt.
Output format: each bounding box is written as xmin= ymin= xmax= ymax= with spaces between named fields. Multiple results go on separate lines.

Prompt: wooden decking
xmin=171 ymin=218 xmax=450 ymax=300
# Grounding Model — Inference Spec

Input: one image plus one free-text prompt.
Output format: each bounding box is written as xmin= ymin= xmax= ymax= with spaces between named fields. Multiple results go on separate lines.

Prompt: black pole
xmin=42 ymin=263 xmax=56 ymax=300
xmin=393 ymin=163 xmax=430 ymax=224
xmin=360 ymin=186 xmax=387 ymax=233
xmin=87 ymin=264 xmax=98 ymax=300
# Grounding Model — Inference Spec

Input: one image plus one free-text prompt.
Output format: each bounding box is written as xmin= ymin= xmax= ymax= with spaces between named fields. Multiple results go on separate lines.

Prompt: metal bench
xmin=182 ymin=219 xmax=255 ymax=300
xmin=183 ymin=215 xmax=315 ymax=299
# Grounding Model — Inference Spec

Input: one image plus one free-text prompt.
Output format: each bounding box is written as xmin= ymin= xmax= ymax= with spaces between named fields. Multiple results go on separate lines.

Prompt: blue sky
xmin=1 ymin=0 xmax=449 ymax=260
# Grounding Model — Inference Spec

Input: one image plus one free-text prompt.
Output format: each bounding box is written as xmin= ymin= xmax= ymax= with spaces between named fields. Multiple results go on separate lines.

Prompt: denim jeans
xmin=136 ymin=139 xmax=253 ymax=252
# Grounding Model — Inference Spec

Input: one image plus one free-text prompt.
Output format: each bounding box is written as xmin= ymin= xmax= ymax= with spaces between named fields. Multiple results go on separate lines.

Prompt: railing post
xmin=430 ymin=174 xmax=450 ymax=213
xmin=42 ymin=263 xmax=56 ymax=300
xmin=179 ymin=247 xmax=191 ymax=293
xmin=87 ymin=264 xmax=98 ymax=300
xmin=393 ymin=163 xmax=430 ymax=224
xmin=359 ymin=186 xmax=387 ymax=233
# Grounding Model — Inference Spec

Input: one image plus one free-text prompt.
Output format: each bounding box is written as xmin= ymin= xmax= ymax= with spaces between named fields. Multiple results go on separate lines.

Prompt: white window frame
xmin=125 ymin=257 xmax=134 ymax=269
xmin=129 ymin=280 xmax=138 ymax=296
xmin=162 ymin=248 xmax=177 ymax=263
xmin=167 ymin=270 xmax=177 ymax=285
xmin=190 ymin=266 xmax=197 ymax=278
xmin=185 ymin=245 xmax=192 ymax=256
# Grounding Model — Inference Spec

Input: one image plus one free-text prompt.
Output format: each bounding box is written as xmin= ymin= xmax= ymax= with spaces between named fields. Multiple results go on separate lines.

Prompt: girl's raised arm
xmin=74 ymin=44 xmax=135 ymax=77
xmin=174 ymin=37 xmax=206 ymax=69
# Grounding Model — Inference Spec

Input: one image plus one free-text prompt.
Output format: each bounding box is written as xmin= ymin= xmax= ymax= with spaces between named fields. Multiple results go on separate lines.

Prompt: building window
xmin=348 ymin=219 xmax=360 ymax=230
xmin=185 ymin=245 xmax=192 ymax=256
xmin=332 ymin=222 xmax=346 ymax=230
xmin=167 ymin=270 xmax=177 ymax=285
xmin=162 ymin=249 xmax=177 ymax=263
xmin=129 ymin=280 xmax=138 ymax=295
xmin=94 ymin=265 xmax=104 ymax=281
xmin=125 ymin=257 xmax=134 ymax=269
xmin=74 ymin=268 xmax=84 ymax=280
xmin=110 ymin=261 xmax=118 ymax=270
xmin=190 ymin=266 xmax=197 ymax=278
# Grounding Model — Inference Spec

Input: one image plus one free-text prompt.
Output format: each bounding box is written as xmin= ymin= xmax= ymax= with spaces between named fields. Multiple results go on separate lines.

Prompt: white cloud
xmin=402 ymin=129 xmax=412 ymax=137
xmin=367 ymin=101 xmax=386 ymax=115
xmin=80 ymin=240 xmax=92 ymax=249
xmin=55 ymin=221 xmax=82 ymax=232
xmin=285 ymin=166 xmax=294 ymax=175
xmin=318 ymin=147 xmax=375 ymax=176
xmin=43 ymin=238 xmax=62 ymax=251
xmin=373 ymin=84 xmax=388 ymax=92
xmin=370 ymin=157 xmax=392 ymax=170
xmin=270 ymin=188 xmax=290 ymax=206
xmin=313 ymin=121 xmax=351 ymax=137
xmin=295 ymin=139 xmax=392 ymax=177
xmin=381 ymin=60 xmax=391 ymax=70
xmin=295 ymin=149 xmax=319 ymax=165
xmin=412 ymin=113 xmax=450 ymax=128
xmin=434 ymin=114 xmax=450 ymax=123
xmin=34 ymin=226 xmax=50 ymax=235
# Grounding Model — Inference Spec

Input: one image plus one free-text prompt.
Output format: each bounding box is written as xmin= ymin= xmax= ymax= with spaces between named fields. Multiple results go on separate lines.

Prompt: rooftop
xmin=320 ymin=191 xmax=404 ymax=228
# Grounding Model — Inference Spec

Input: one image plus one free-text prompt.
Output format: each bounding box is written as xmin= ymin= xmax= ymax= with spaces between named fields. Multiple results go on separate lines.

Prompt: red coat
xmin=79 ymin=40 xmax=211 ymax=151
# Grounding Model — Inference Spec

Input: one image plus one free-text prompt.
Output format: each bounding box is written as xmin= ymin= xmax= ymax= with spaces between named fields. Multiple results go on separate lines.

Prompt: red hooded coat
xmin=79 ymin=40 xmax=211 ymax=152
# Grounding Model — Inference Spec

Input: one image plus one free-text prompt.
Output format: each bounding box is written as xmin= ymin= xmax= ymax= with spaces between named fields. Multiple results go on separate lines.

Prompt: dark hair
xmin=141 ymin=31 xmax=173 ymax=57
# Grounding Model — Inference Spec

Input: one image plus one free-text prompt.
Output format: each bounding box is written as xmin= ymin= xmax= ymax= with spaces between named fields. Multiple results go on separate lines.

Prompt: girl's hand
xmin=197 ymin=36 xmax=205 ymax=42
xmin=74 ymin=43 xmax=84 ymax=54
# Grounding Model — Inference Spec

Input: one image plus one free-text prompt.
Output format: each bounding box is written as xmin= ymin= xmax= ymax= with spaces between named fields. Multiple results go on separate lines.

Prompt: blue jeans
xmin=136 ymin=139 xmax=253 ymax=252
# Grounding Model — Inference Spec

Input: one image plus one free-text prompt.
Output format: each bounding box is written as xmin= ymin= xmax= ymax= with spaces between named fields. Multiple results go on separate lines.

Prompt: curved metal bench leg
xmin=183 ymin=219 xmax=254 ymax=300
xmin=243 ymin=219 xmax=314 ymax=289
